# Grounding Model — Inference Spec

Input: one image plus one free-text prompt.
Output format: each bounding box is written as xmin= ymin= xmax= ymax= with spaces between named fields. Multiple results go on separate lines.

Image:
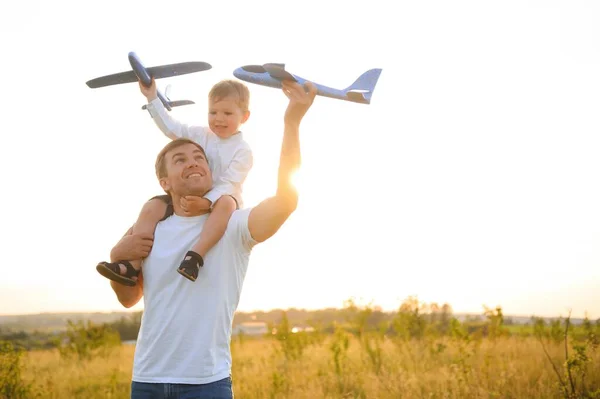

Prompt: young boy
xmin=96 ymin=78 xmax=253 ymax=285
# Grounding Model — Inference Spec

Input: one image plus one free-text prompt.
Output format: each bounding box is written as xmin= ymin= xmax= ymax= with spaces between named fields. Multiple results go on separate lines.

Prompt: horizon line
xmin=1 ymin=306 xmax=596 ymax=321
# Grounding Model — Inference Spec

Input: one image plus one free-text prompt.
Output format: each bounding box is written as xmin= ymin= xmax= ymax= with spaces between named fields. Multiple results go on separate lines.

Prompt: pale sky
xmin=1 ymin=0 xmax=599 ymax=319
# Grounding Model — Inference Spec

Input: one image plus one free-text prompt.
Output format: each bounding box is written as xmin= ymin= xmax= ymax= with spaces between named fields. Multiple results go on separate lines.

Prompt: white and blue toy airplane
xmin=233 ymin=63 xmax=382 ymax=104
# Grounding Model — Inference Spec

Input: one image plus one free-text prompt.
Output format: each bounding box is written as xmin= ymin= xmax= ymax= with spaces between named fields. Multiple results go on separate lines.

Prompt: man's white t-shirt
xmin=132 ymin=208 xmax=256 ymax=384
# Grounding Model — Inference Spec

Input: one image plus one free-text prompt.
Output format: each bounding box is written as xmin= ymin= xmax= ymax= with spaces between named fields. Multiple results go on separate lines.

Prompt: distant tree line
xmin=1 ymin=297 xmax=599 ymax=351
xmin=0 ymin=312 xmax=142 ymax=351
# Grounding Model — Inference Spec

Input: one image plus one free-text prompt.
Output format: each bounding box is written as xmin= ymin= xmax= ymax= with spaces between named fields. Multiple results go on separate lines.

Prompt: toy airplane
xmin=86 ymin=52 xmax=212 ymax=111
xmin=233 ymin=64 xmax=382 ymax=104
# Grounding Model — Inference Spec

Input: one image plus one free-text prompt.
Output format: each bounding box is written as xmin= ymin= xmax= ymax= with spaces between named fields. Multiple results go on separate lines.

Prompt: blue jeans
xmin=131 ymin=376 xmax=233 ymax=399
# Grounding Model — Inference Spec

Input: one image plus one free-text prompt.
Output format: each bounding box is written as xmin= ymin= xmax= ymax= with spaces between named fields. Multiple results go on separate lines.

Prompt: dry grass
xmin=16 ymin=335 xmax=600 ymax=398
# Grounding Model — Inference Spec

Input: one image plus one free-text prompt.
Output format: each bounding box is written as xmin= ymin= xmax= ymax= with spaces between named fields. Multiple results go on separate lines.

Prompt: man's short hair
xmin=209 ymin=80 xmax=250 ymax=112
xmin=155 ymin=138 xmax=208 ymax=179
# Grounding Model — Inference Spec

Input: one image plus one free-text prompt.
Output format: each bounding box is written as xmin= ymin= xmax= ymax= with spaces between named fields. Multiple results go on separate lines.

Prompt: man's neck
xmin=171 ymin=195 xmax=211 ymax=217
xmin=172 ymin=208 xmax=210 ymax=217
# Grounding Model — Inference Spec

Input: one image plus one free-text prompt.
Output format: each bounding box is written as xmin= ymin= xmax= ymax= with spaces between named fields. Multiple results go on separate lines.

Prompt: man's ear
xmin=159 ymin=177 xmax=171 ymax=193
xmin=241 ymin=110 xmax=250 ymax=124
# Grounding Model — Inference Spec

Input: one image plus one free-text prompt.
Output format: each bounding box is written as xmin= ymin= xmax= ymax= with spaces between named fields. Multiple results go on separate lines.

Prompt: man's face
xmin=159 ymin=143 xmax=212 ymax=197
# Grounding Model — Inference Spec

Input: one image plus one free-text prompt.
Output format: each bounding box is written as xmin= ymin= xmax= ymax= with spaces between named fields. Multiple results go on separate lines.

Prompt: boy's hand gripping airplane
xmin=85 ymin=52 xmax=212 ymax=111
xmin=233 ymin=63 xmax=382 ymax=104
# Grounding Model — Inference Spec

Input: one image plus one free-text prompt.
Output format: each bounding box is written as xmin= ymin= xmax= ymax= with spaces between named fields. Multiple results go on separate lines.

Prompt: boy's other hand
xmin=139 ymin=78 xmax=158 ymax=102
xmin=180 ymin=196 xmax=212 ymax=216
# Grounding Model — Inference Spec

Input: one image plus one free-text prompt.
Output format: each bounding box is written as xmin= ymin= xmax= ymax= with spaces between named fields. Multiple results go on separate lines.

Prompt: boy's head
xmin=208 ymin=80 xmax=251 ymax=139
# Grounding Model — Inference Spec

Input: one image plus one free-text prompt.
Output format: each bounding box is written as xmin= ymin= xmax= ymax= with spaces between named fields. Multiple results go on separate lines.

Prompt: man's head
xmin=208 ymin=80 xmax=251 ymax=139
xmin=155 ymin=138 xmax=212 ymax=198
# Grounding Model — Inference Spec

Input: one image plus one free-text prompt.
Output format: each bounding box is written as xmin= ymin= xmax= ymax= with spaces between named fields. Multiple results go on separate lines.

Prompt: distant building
xmin=232 ymin=322 xmax=268 ymax=336
xmin=291 ymin=325 xmax=315 ymax=333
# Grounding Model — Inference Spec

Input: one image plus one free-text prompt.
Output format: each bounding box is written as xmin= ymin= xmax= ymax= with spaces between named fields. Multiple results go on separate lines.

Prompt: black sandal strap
xmin=103 ymin=260 xmax=139 ymax=278
xmin=119 ymin=260 xmax=140 ymax=278
xmin=177 ymin=251 xmax=204 ymax=282
xmin=96 ymin=260 xmax=139 ymax=287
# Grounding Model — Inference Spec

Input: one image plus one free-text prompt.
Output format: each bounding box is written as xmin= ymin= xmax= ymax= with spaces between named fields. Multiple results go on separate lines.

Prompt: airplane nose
xmin=233 ymin=68 xmax=243 ymax=80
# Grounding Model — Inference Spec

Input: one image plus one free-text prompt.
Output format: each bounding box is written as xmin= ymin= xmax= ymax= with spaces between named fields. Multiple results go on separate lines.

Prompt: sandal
xmin=96 ymin=260 xmax=139 ymax=286
xmin=177 ymin=251 xmax=204 ymax=282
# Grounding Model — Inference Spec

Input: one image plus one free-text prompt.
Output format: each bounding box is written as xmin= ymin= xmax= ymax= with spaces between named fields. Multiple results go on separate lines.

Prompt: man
xmin=108 ymin=80 xmax=317 ymax=398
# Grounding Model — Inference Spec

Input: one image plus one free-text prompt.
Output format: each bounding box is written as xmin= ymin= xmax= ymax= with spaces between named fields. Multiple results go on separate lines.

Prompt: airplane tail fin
xmin=142 ymin=87 xmax=195 ymax=111
xmin=164 ymin=85 xmax=195 ymax=109
xmin=345 ymin=69 xmax=382 ymax=104
xmin=141 ymin=100 xmax=194 ymax=111
xmin=169 ymin=100 xmax=195 ymax=108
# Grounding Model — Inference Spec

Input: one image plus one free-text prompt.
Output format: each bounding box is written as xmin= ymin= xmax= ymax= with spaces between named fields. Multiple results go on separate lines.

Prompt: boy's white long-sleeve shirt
xmin=145 ymin=98 xmax=253 ymax=207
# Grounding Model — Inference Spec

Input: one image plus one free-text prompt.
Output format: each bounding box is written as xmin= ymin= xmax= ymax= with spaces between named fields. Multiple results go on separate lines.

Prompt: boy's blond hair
xmin=209 ymin=80 xmax=250 ymax=112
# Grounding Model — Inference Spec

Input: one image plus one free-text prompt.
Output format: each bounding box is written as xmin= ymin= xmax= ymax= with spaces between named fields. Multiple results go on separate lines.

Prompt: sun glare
xmin=290 ymin=169 xmax=302 ymax=191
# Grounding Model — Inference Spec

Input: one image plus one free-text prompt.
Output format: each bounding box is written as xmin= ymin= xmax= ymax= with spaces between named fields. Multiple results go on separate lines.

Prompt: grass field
xmin=7 ymin=332 xmax=599 ymax=399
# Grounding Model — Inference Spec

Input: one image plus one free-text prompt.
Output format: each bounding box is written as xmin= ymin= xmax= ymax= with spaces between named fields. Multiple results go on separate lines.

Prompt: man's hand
xmin=139 ymin=78 xmax=158 ymax=102
xmin=180 ymin=196 xmax=212 ymax=216
xmin=110 ymin=233 xmax=153 ymax=262
xmin=282 ymin=81 xmax=317 ymax=126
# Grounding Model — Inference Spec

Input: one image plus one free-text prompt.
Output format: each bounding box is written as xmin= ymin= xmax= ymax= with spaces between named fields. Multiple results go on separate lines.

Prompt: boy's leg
xmin=177 ymin=196 xmax=237 ymax=282
xmin=97 ymin=196 xmax=171 ymax=286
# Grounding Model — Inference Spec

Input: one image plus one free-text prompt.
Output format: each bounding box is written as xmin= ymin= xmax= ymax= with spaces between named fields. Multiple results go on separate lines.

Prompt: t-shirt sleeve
xmin=224 ymin=208 xmax=257 ymax=253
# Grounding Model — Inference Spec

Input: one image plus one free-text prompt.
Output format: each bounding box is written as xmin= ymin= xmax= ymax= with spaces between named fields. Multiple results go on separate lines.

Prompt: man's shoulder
xmin=227 ymin=208 xmax=252 ymax=228
xmin=224 ymin=208 xmax=256 ymax=251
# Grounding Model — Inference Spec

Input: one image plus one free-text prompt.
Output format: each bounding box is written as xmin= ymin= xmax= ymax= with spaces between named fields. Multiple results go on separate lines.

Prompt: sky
xmin=1 ymin=0 xmax=599 ymax=319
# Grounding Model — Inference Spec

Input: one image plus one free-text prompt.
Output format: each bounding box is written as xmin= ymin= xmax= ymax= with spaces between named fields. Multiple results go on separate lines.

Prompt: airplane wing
xmin=261 ymin=64 xmax=297 ymax=82
xmin=86 ymin=61 xmax=212 ymax=88
xmin=86 ymin=71 xmax=138 ymax=88
xmin=263 ymin=63 xmax=285 ymax=69
xmin=146 ymin=62 xmax=212 ymax=80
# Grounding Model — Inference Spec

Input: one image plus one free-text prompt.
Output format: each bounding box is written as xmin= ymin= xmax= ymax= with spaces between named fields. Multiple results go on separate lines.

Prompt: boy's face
xmin=208 ymin=96 xmax=250 ymax=139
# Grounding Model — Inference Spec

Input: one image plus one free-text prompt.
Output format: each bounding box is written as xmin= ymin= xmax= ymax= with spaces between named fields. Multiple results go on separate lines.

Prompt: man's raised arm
xmin=248 ymin=81 xmax=317 ymax=243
